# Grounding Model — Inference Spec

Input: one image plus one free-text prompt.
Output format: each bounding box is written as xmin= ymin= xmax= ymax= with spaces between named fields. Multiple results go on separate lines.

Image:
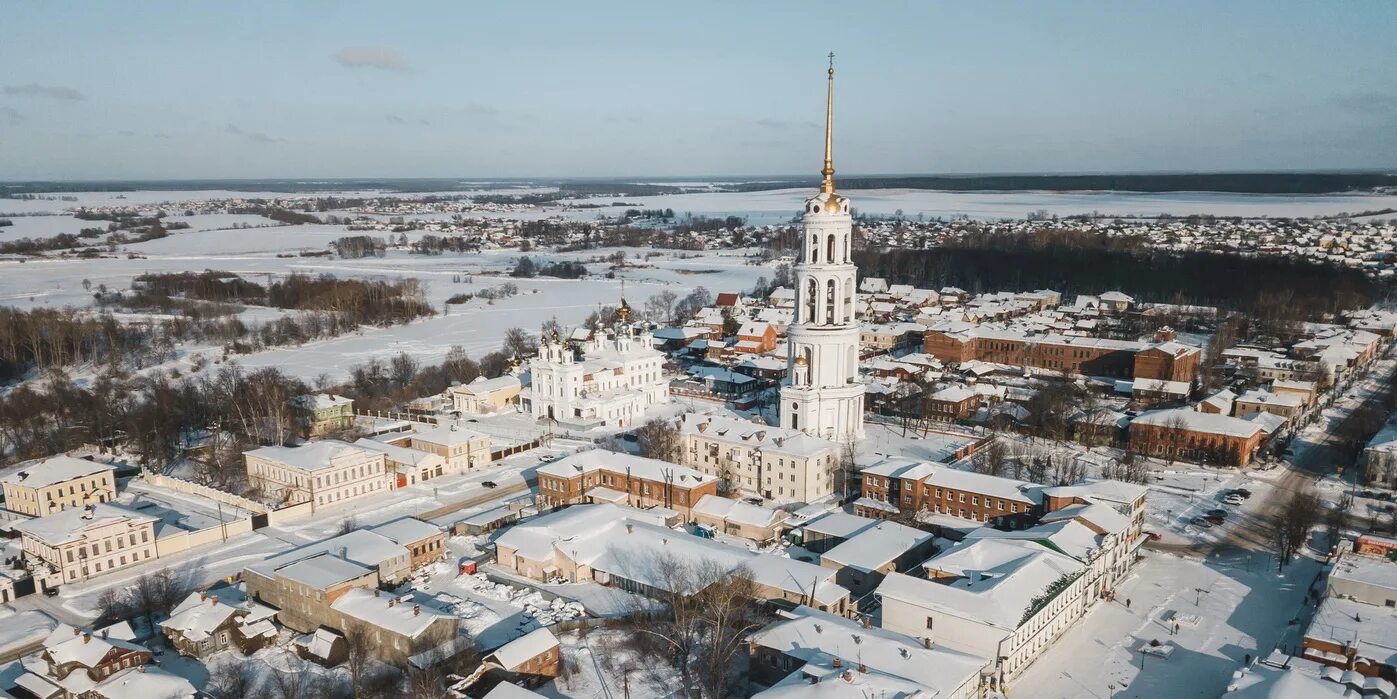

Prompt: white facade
xmin=527 ymin=320 xmax=667 ymax=428
xmin=779 ymin=62 xmax=865 ymax=443
xmin=244 ymin=440 xmax=389 ymax=509
xmin=677 ymin=412 xmax=838 ymax=503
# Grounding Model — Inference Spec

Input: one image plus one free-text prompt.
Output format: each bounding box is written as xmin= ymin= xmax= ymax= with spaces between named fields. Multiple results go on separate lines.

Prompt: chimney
xmin=861 ymin=617 xmax=870 ymax=629
xmin=388 ymin=599 xmax=397 ymax=608
xmin=808 ymin=675 xmax=818 ymax=685
xmin=82 ymin=633 xmax=91 ymax=644
xmin=832 ymin=658 xmax=841 ymax=668
xmin=858 ymin=662 xmax=866 ymax=673
xmin=625 ymin=523 xmax=633 ymax=534
xmin=413 ymin=605 xmax=421 ymax=616
xmin=72 ymin=627 xmax=81 ymax=636
xmin=374 ymin=589 xmax=380 ymax=597
xmin=842 ymin=671 xmax=853 ymax=683
xmin=100 ymin=629 xmax=108 ymax=639
xmin=200 ymin=590 xmax=207 ymax=602
xmin=210 ymin=595 xmax=219 ymax=606
xmin=923 ymin=637 xmax=932 ymax=649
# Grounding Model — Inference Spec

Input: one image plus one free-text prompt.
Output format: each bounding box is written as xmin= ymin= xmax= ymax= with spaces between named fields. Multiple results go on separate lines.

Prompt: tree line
xmin=854 ymin=229 xmax=1377 ymax=319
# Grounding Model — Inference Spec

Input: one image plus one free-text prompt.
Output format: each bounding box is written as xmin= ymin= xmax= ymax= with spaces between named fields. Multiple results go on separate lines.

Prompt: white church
xmin=526 ymin=301 xmax=669 ymax=429
xmin=780 ymin=57 xmax=866 ymax=444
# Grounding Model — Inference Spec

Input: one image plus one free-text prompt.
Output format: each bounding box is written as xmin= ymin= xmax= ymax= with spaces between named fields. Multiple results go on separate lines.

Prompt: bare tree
xmin=207 ymin=659 xmax=262 ymax=699
xmin=501 ymin=327 xmax=538 ymax=359
xmin=636 ymin=418 xmax=683 ymax=463
xmin=343 ymin=625 xmax=374 ymax=697
xmin=970 ymin=439 xmax=1009 ymax=477
xmin=1273 ymin=486 xmax=1321 ymax=572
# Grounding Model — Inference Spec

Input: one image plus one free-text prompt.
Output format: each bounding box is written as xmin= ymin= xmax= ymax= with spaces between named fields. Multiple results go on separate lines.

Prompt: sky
xmin=3 ymin=1 xmax=1395 ymax=181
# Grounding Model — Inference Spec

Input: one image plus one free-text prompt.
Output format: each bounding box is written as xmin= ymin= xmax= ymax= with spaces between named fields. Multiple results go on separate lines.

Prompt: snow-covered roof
xmin=692 ymin=495 xmax=787 ymax=530
xmin=482 ymin=684 xmax=549 ymax=699
xmin=820 ymin=521 xmax=933 ymax=573
xmin=290 ymin=393 xmax=352 ymax=410
xmin=1131 ymin=408 xmax=1264 ymax=439
xmin=1040 ymin=502 xmax=1131 ymax=537
xmin=267 ymin=553 xmax=375 ymax=590
xmin=1 ymin=456 xmax=114 ymax=489
xmin=88 ymin=666 xmax=196 ymax=699
xmin=537 ymin=449 xmax=714 ymax=488
xmin=43 ymin=622 xmax=146 ymax=670
xmin=968 ymin=519 xmax=1103 ymax=562
xmin=877 ymin=538 xmax=1085 ymax=632
xmin=800 ymin=512 xmax=879 ymax=540
xmin=331 ymin=588 xmax=454 ymax=639
xmin=410 ymin=422 xmax=489 ymax=447
xmin=678 ymin=413 xmax=836 ymax=458
xmin=243 ymin=439 xmax=377 ymax=471
xmin=14 ymin=503 xmax=156 ymax=546
xmin=370 ymin=517 xmax=442 ymax=546
xmin=454 ymin=374 xmax=522 ymax=395
xmin=353 ymin=438 xmax=443 ymax=468
xmin=749 ymin=606 xmax=988 ymax=696
xmin=488 ymin=627 xmax=558 ymax=669
xmin=1235 ymin=390 xmax=1304 ymax=409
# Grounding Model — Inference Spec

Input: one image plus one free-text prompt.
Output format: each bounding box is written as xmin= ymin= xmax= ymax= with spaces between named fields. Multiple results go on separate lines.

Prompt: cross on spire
xmin=820 ymin=52 xmax=837 ymax=195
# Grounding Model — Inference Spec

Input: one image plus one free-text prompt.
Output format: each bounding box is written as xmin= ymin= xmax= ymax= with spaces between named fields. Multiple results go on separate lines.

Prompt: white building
xmin=244 ymin=440 xmax=389 ymax=509
xmin=780 ymin=61 xmax=865 ymax=443
xmin=14 ymin=503 xmax=159 ymax=588
xmin=1 ymin=455 xmax=117 ymax=517
xmin=526 ymin=307 xmax=668 ymax=429
xmin=677 ymin=412 xmax=839 ymax=503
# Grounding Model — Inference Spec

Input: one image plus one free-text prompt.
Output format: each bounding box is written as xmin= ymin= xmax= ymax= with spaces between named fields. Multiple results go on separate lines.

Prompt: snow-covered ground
xmin=541 ymin=628 xmax=685 ymax=699
xmin=1017 ymin=549 xmax=1322 ymax=699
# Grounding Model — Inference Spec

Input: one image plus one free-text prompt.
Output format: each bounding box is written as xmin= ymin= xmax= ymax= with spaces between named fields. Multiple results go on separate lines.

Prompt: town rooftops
xmin=1235 ymin=390 xmax=1305 ymax=409
xmin=487 ymin=627 xmax=559 ymax=670
xmin=749 ymin=606 xmax=989 ymax=697
xmin=820 ymin=521 xmax=933 ymax=573
xmin=290 ymin=393 xmax=352 ymax=410
xmin=1131 ymin=408 xmax=1264 ymax=439
xmin=369 ymin=517 xmax=442 ymax=546
xmin=269 ymin=553 xmax=374 ymax=590
xmin=409 ymin=423 xmax=490 ymax=447
xmin=353 ymin=438 xmax=442 ymax=467
xmin=968 ymin=519 xmax=1104 ymax=562
xmin=331 ymin=588 xmax=453 ymax=639
xmin=453 ymin=374 xmax=522 ymax=395
xmin=243 ymin=440 xmax=377 ymax=471
xmin=877 ymin=538 xmax=1085 ymax=632
xmin=537 ymin=449 xmax=714 ymax=488
xmin=691 ymin=495 xmax=787 ymax=530
xmin=1 ymin=456 xmax=115 ymax=489
xmin=43 ymin=621 xmax=143 ymax=670
xmin=13 ymin=503 xmax=157 ymax=546
xmin=678 ymin=413 xmax=835 ymax=458
xmin=1042 ymin=478 xmax=1148 ymax=509
xmin=800 ymin=512 xmax=880 ymax=541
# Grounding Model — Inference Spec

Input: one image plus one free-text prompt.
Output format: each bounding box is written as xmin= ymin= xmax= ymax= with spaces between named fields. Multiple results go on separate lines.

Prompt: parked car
xmin=1206 ymin=509 xmax=1229 ymax=519
xmin=1190 ymin=517 xmax=1214 ymax=528
xmin=1228 ymin=488 xmax=1252 ymax=499
xmin=1223 ymin=494 xmax=1245 ymax=506
xmin=481 ymin=481 xmax=497 ymax=489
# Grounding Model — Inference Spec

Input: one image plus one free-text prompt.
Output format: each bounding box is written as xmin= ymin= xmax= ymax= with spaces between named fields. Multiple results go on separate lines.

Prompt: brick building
xmin=923 ymin=326 xmax=1200 ymax=383
xmin=1128 ymin=408 xmax=1265 ymax=466
xmin=855 ymin=458 xmax=1042 ymax=528
xmin=535 ymin=450 xmax=718 ymax=516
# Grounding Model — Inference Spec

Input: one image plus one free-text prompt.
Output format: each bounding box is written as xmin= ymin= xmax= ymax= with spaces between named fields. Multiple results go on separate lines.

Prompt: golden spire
xmin=820 ymin=52 xmax=836 ymax=195
xmin=617 ymin=279 xmax=631 ymax=322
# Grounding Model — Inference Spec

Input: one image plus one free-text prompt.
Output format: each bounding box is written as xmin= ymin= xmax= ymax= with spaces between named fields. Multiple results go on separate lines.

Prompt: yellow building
xmin=1 ymin=456 xmax=117 ymax=517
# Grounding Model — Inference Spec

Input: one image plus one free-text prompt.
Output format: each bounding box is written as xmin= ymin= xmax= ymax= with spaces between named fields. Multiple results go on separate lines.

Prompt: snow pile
xmin=520 ymin=595 xmax=586 ymax=626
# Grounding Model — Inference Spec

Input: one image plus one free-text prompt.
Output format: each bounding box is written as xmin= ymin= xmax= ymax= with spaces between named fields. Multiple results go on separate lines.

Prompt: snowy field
xmin=1017 ymin=549 xmax=1322 ymax=699
xmin=558 ymin=188 xmax=1397 ymax=224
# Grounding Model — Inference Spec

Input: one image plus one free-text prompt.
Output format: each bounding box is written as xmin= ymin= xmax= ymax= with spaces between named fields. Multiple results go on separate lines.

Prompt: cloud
xmin=3 ymin=83 xmax=86 ymax=101
xmin=222 ymin=123 xmax=281 ymax=144
xmin=460 ymin=103 xmax=499 ymax=118
xmin=0 ymin=106 xmax=20 ymax=125
xmin=386 ymin=114 xmax=406 ymax=124
xmin=333 ymin=47 xmax=411 ymax=72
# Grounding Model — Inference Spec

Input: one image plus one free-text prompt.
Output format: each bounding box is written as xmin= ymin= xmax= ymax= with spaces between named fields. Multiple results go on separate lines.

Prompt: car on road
xmin=1227 ymin=488 xmax=1252 ymax=499
xmin=43 ymin=587 xmax=58 ymax=597
xmin=481 ymin=481 xmax=497 ymax=489
xmin=1190 ymin=517 xmax=1214 ymax=528
xmin=1206 ymin=509 xmax=1229 ymax=519
xmin=1223 ymin=494 xmax=1245 ymax=506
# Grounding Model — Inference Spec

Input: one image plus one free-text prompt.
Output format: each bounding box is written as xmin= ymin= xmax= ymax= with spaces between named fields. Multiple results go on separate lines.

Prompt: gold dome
xmin=822 ymin=194 xmax=843 ymax=213
xmin=795 ymin=354 xmax=808 ymax=366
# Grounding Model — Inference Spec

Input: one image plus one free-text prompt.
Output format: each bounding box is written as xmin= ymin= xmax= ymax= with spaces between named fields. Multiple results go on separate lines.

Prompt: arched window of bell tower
xmin=825 ymin=278 xmax=837 ymax=325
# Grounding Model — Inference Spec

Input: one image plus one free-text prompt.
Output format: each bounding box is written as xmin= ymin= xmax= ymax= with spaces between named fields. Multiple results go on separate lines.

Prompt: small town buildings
xmin=691 ymin=495 xmax=789 ymax=542
xmin=244 ymin=552 xmax=379 ymax=633
xmin=1129 ymin=408 xmax=1266 ymax=466
xmin=855 ymin=457 xmax=1042 ymax=528
xmin=922 ymin=326 xmax=1200 ymax=383
xmin=15 ymin=503 xmax=158 ymax=588
xmin=877 ymin=536 xmax=1093 ymax=687
xmin=795 ymin=511 xmax=882 ymax=553
xmin=1 ymin=456 xmax=117 ymax=518
xmin=290 ymin=394 xmax=354 ymax=436
xmin=535 ymin=450 xmax=718 ymax=517
xmin=353 ymin=438 xmax=446 ymax=488
xmin=493 ymin=504 xmax=851 ymax=615
xmin=1366 ymin=418 xmax=1397 ymax=486
xmin=160 ymin=586 xmax=278 ymax=658
xmin=1233 ymin=389 xmax=1305 ymax=422
xmin=818 ymin=520 xmax=936 ymax=597
xmin=370 ymin=517 xmax=448 ymax=569
xmin=244 ymin=440 xmax=389 ymax=508
xmin=15 ymin=621 xmax=196 ymax=699
xmin=1302 ymin=543 xmax=1397 ymax=681
xmin=329 ymin=588 xmax=460 ymax=664
xmin=526 ymin=320 xmax=668 ymax=429
xmin=748 ymin=606 xmax=990 ymax=699
xmin=389 ymin=423 xmax=492 ymax=474
xmin=677 ymin=412 xmax=839 ymax=503
xmin=450 ymin=375 xmax=523 ymax=415
xmin=735 ymin=321 xmax=778 ymax=354
xmin=483 ymin=627 xmax=561 ymax=685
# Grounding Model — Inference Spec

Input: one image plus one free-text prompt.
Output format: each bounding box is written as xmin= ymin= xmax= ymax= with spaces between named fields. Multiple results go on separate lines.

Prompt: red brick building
xmin=1128 ymin=409 xmax=1264 ymax=466
xmin=535 ymin=450 xmax=719 ymax=517
xmin=923 ymin=327 xmax=1200 ymax=383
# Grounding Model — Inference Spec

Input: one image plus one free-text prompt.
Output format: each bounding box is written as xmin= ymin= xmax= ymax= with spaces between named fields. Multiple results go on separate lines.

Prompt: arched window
xmin=803 ymin=347 xmax=813 ymax=384
xmin=826 ymin=278 xmax=837 ymax=325
xmin=844 ymin=276 xmax=855 ymax=322
xmin=810 ymin=235 xmax=819 ymax=264
xmin=791 ymin=403 xmax=799 ymax=430
xmin=827 ymin=234 xmax=836 ymax=265
xmin=805 ymin=278 xmax=817 ymax=324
